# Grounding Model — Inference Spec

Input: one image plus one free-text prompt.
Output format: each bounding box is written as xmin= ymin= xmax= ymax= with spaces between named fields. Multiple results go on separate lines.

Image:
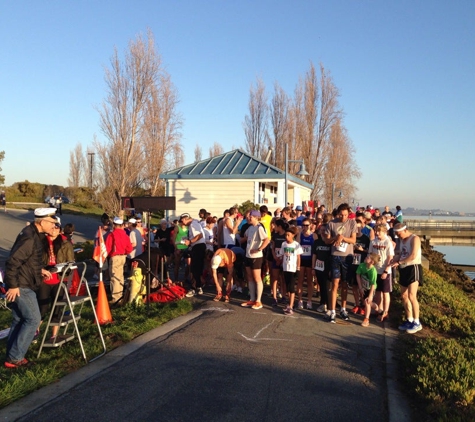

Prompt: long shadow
xmin=10 ymin=296 xmax=390 ymax=422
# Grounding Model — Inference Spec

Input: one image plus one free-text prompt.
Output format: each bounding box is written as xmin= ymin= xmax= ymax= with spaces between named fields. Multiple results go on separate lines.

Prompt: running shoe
xmin=185 ymin=289 xmax=195 ymax=298
xmin=340 ymin=309 xmax=349 ymax=321
xmin=406 ymin=322 xmax=422 ymax=334
xmin=241 ymin=301 xmax=256 ymax=308
xmin=4 ymin=358 xmax=35 ymax=369
xmin=398 ymin=320 xmax=414 ymax=331
xmin=252 ymin=301 xmax=263 ymax=310
xmin=317 ymin=304 xmax=327 ymax=313
xmin=297 ymin=300 xmax=304 ymax=310
xmin=328 ymin=313 xmax=336 ymax=323
xmin=361 ymin=318 xmax=370 ymax=327
xmin=306 ymin=301 xmax=313 ymax=310
xmin=351 ymin=306 xmax=360 ymax=314
xmin=284 ymin=306 xmax=294 ymax=315
xmin=197 ymin=287 xmax=203 ymax=295
xmin=358 ymin=308 xmax=366 ymax=316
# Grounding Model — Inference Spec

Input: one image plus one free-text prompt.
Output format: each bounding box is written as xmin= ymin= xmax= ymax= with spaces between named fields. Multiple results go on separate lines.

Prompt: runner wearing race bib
xmin=296 ymin=218 xmax=317 ymax=310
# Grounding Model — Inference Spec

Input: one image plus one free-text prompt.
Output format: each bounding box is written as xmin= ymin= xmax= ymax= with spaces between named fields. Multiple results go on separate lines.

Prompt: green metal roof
xmin=160 ymin=149 xmax=313 ymax=189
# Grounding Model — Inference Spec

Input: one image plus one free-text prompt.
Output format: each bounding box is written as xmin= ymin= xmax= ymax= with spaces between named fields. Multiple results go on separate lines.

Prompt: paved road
xmin=0 ymin=209 xmax=412 ymax=421
xmin=8 ymin=294 xmax=402 ymax=422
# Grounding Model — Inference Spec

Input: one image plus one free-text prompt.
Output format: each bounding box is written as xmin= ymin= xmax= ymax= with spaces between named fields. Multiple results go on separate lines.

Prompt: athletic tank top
xmin=175 ymin=225 xmax=189 ymax=250
xmin=399 ymin=234 xmax=421 ymax=266
xmin=222 ymin=217 xmax=235 ymax=246
xmin=300 ymin=232 xmax=314 ymax=260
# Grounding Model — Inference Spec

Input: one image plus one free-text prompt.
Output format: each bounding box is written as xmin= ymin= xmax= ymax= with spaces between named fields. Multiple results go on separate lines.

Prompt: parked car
xmin=44 ymin=195 xmax=71 ymax=205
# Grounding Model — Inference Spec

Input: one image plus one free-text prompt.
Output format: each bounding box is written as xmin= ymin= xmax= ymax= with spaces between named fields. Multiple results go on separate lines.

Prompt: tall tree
xmin=68 ymin=143 xmax=85 ymax=187
xmin=268 ymin=83 xmax=290 ymax=169
xmin=262 ymin=62 xmax=359 ymax=203
xmin=94 ymin=29 xmax=183 ymax=213
xmin=243 ymin=77 xmax=269 ymax=159
xmin=323 ymin=119 xmax=360 ymax=209
xmin=209 ymin=142 xmax=224 ymax=157
xmin=141 ymin=73 xmax=183 ymax=196
xmin=194 ymin=144 xmax=202 ymax=162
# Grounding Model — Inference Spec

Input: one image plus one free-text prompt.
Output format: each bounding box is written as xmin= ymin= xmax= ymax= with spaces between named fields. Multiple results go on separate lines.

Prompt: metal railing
xmin=405 ymin=220 xmax=475 ymax=231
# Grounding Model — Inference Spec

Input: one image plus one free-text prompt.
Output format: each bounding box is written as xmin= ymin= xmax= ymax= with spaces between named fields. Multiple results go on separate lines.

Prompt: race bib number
xmin=314 ymin=259 xmax=324 ymax=271
xmin=302 ymin=245 xmax=311 ymax=256
xmin=275 ymin=248 xmax=283 ymax=257
xmin=353 ymin=254 xmax=361 ymax=265
xmin=335 ymin=241 xmax=348 ymax=253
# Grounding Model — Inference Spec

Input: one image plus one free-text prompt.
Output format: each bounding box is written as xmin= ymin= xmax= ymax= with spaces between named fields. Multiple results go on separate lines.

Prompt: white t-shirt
xmin=188 ymin=219 xmax=206 ymax=246
xmin=244 ymin=224 xmax=268 ymax=258
xmin=369 ymin=236 xmax=395 ymax=274
xmin=280 ymin=240 xmax=303 ymax=273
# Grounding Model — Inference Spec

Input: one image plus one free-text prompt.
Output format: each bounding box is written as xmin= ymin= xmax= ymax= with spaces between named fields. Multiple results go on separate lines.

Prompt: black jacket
xmin=5 ymin=223 xmax=45 ymax=291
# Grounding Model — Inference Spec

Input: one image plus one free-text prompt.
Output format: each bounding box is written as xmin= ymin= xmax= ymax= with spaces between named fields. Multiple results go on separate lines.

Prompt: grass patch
xmin=0 ymin=299 xmax=193 ymax=409
xmin=395 ymin=269 xmax=475 ymax=421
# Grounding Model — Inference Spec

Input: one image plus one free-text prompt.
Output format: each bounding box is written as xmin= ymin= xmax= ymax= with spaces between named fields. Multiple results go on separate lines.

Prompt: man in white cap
xmin=4 ymin=208 xmax=58 ymax=368
xmin=105 ymin=217 xmax=133 ymax=304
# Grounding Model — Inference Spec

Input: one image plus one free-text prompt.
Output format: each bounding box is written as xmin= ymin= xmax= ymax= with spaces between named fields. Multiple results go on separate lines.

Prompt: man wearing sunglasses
xmin=4 ymin=208 xmax=58 ymax=368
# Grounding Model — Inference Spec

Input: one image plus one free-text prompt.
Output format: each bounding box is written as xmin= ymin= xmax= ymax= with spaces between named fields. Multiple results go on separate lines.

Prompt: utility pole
xmin=88 ymin=152 xmax=95 ymax=189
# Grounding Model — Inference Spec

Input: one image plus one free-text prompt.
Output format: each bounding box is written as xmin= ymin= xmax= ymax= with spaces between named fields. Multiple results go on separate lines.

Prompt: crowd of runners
xmin=138 ymin=203 xmax=423 ymax=333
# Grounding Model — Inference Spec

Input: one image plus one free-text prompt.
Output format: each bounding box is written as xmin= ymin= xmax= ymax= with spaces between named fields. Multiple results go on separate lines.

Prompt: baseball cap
xmin=211 ymin=255 xmax=222 ymax=269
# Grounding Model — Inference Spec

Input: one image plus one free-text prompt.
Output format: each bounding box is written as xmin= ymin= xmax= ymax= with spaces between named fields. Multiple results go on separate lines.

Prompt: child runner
xmin=280 ymin=226 xmax=303 ymax=315
xmin=312 ymin=214 xmax=333 ymax=313
xmin=356 ymin=253 xmax=380 ymax=327
xmin=269 ymin=219 xmax=288 ymax=307
xmin=350 ymin=213 xmax=373 ymax=315
xmin=368 ymin=224 xmax=395 ymax=322
xmin=296 ymin=218 xmax=316 ymax=309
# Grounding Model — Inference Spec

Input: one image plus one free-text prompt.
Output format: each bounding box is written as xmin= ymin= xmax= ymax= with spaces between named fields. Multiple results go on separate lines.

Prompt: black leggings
xmin=190 ymin=243 xmax=206 ymax=289
xmin=37 ymin=282 xmax=63 ymax=318
xmin=315 ymin=269 xmax=331 ymax=306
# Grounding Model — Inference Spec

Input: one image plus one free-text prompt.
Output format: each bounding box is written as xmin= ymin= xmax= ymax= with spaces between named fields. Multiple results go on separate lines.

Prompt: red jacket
xmin=106 ymin=228 xmax=133 ymax=257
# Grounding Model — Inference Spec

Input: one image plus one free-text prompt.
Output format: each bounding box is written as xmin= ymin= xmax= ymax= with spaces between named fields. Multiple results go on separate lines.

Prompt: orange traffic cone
xmin=96 ymin=280 xmax=113 ymax=325
xmin=69 ymin=269 xmax=87 ymax=296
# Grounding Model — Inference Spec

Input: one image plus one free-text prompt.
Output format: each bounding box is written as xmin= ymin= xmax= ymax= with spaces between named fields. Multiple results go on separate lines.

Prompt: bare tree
xmin=68 ymin=143 xmax=85 ymax=187
xmin=209 ymin=142 xmax=224 ymax=157
xmin=268 ymin=82 xmax=290 ymax=169
xmin=141 ymin=73 xmax=183 ymax=196
xmin=292 ymin=63 xmax=342 ymax=199
xmin=323 ymin=119 xmax=360 ymax=209
xmin=194 ymin=144 xmax=202 ymax=162
xmin=243 ymin=77 xmax=269 ymax=159
xmin=171 ymin=143 xmax=184 ymax=169
xmin=94 ymin=29 xmax=183 ymax=213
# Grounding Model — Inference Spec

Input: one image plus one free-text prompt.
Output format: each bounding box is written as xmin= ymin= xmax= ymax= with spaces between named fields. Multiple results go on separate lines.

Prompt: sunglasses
xmin=302 ymin=224 xmax=310 ymax=227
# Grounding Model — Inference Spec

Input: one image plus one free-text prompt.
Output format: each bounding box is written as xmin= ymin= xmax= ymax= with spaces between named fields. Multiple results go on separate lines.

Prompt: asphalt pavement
xmin=0 ymin=209 xmax=412 ymax=421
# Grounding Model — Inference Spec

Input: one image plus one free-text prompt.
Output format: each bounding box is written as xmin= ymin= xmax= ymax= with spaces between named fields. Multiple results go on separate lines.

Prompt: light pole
xmin=284 ymin=144 xmax=309 ymax=207
xmin=331 ymin=183 xmax=342 ymax=212
xmin=88 ymin=152 xmax=95 ymax=189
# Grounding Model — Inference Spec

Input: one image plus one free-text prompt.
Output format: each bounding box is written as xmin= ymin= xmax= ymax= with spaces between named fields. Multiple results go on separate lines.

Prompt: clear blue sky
xmin=1 ymin=0 xmax=474 ymax=212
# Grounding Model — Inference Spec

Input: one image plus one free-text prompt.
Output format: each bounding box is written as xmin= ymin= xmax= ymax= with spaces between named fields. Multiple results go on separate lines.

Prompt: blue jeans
xmin=6 ymin=288 xmax=41 ymax=362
